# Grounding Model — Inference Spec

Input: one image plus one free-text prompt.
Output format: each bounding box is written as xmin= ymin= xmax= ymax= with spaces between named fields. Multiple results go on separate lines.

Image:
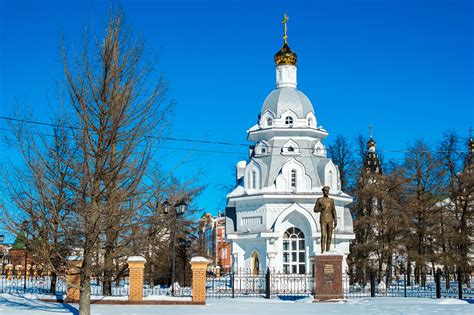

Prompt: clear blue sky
xmin=1 ymin=0 xmax=473 ymax=220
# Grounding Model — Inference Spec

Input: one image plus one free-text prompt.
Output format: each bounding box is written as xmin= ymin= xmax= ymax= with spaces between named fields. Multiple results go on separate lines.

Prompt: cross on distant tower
xmin=369 ymin=125 xmax=373 ymax=138
xmin=282 ymin=13 xmax=289 ymax=44
xmin=470 ymin=127 xmax=473 ymax=140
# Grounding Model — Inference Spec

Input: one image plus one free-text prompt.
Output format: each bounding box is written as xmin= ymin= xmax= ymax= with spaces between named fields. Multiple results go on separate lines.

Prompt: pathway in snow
xmin=0 ymin=294 xmax=472 ymax=314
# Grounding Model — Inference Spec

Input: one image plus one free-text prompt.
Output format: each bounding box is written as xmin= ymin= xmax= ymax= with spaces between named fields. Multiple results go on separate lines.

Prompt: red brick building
xmin=199 ymin=212 xmax=232 ymax=273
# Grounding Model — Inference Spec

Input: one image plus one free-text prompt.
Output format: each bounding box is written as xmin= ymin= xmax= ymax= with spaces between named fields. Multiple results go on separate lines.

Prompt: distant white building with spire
xmin=225 ymin=15 xmax=355 ymax=274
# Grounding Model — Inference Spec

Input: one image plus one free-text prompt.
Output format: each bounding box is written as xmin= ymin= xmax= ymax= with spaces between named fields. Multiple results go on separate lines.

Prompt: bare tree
xmin=1 ymin=10 xmax=173 ymax=315
xmin=403 ymin=140 xmax=445 ymax=286
xmin=434 ymin=131 xmax=462 ymax=286
xmin=327 ymin=135 xmax=355 ymax=191
xmin=348 ymin=159 xmax=407 ymax=287
xmin=57 ymin=10 xmax=173 ymax=314
xmin=2 ymin=120 xmax=75 ymax=293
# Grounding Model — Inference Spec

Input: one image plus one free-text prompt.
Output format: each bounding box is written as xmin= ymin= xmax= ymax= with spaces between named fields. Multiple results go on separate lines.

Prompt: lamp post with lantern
xmin=163 ymin=198 xmax=188 ymax=296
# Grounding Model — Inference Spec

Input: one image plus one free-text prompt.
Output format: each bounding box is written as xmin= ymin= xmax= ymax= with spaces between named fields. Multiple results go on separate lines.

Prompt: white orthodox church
xmin=225 ymin=20 xmax=355 ymax=274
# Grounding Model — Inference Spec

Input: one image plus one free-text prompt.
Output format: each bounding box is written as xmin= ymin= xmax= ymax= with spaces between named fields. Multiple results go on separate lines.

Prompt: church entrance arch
xmin=283 ymin=227 xmax=306 ymax=274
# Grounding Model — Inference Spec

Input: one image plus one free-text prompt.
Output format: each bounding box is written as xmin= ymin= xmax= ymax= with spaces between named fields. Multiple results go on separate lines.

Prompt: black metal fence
xmin=343 ymin=270 xmax=474 ymax=300
xmin=207 ymin=267 xmax=473 ymax=301
xmin=206 ymin=268 xmax=314 ymax=299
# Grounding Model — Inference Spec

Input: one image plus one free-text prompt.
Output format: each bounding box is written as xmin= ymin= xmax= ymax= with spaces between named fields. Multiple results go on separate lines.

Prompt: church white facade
xmin=225 ymin=31 xmax=355 ymax=274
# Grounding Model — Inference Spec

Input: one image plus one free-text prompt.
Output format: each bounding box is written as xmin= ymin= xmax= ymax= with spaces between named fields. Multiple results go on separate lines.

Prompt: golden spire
xmin=282 ymin=13 xmax=289 ymax=44
xmin=274 ymin=13 xmax=297 ymax=66
xmin=367 ymin=125 xmax=376 ymax=149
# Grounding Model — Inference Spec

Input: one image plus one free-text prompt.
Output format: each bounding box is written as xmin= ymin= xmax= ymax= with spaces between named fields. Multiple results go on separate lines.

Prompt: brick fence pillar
xmin=127 ymin=256 xmax=146 ymax=302
xmin=190 ymin=257 xmax=209 ymax=304
xmin=66 ymin=256 xmax=82 ymax=302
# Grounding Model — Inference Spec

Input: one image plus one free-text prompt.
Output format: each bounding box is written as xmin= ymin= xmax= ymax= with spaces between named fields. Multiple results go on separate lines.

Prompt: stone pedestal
xmin=127 ymin=256 xmax=146 ymax=302
xmin=190 ymin=257 xmax=209 ymax=304
xmin=311 ymin=254 xmax=343 ymax=301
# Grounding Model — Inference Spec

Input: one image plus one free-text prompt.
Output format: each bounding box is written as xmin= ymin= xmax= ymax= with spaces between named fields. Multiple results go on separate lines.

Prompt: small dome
xmin=274 ymin=43 xmax=297 ymax=66
xmin=367 ymin=137 xmax=376 ymax=149
xmin=261 ymin=87 xmax=314 ymax=118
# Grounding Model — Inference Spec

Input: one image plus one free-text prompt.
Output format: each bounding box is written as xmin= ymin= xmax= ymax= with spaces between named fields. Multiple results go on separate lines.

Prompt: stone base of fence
xmin=39 ymin=298 xmax=204 ymax=305
xmin=311 ymin=253 xmax=343 ymax=301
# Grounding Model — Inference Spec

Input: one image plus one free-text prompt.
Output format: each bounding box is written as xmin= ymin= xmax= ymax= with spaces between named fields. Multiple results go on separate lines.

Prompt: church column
xmin=312 ymin=235 xmax=321 ymax=255
xmin=266 ymin=251 xmax=277 ymax=270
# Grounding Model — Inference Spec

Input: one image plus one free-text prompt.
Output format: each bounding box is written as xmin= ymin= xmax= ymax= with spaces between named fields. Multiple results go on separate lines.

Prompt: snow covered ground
xmin=0 ymin=294 xmax=472 ymax=314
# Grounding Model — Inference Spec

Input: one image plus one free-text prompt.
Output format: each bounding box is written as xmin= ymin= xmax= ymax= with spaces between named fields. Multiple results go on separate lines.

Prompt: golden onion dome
xmin=367 ymin=137 xmax=376 ymax=149
xmin=274 ymin=43 xmax=298 ymax=66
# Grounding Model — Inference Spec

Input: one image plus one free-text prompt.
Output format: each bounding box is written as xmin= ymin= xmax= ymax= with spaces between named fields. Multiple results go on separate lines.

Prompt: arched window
xmin=261 ymin=148 xmax=266 ymax=154
xmin=283 ymin=227 xmax=306 ymax=274
xmin=288 ymin=146 xmax=294 ymax=152
xmin=266 ymin=117 xmax=273 ymax=127
xmin=285 ymin=116 xmax=293 ymax=126
xmin=290 ymin=169 xmax=297 ymax=189
xmin=251 ymin=170 xmax=257 ymax=189
xmin=251 ymin=251 xmax=260 ymax=275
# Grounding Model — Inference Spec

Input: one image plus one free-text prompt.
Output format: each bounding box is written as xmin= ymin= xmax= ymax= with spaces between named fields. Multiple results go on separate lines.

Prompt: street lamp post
xmin=163 ymin=198 xmax=188 ymax=296
xmin=179 ymin=238 xmax=192 ymax=287
xmin=21 ymin=221 xmax=29 ymax=292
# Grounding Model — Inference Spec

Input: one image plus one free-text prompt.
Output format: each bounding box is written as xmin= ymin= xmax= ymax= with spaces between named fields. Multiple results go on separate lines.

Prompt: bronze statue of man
xmin=314 ymin=186 xmax=337 ymax=253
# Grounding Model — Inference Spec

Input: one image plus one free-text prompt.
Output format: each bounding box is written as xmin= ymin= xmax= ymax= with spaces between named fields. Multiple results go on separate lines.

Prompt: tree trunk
xmin=102 ymin=242 xmax=114 ymax=296
xmin=79 ymin=253 xmax=92 ymax=315
xmin=50 ymin=272 xmax=57 ymax=294
xmin=385 ymin=255 xmax=392 ymax=288
xmin=407 ymin=261 xmax=411 ymax=286
xmin=445 ymin=267 xmax=450 ymax=289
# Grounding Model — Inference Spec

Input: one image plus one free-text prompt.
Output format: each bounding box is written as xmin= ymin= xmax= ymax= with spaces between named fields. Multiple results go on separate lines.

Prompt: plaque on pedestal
xmin=311 ymin=253 xmax=343 ymax=301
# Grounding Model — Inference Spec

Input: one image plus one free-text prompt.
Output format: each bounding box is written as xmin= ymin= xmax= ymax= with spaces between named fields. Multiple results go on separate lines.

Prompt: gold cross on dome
xmin=282 ymin=13 xmax=289 ymax=44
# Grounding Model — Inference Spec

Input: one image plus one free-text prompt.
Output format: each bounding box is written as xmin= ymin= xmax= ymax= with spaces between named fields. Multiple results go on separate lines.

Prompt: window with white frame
xmin=283 ymin=227 xmax=306 ymax=274
xmin=282 ymin=139 xmax=300 ymax=155
xmin=285 ymin=116 xmax=293 ymax=126
xmin=267 ymin=117 xmax=273 ymax=127
xmin=290 ymin=169 xmax=297 ymax=189
xmin=308 ymin=118 xmax=313 ymax=127
xmin=251 ymin=170 xmax=257 ymax=189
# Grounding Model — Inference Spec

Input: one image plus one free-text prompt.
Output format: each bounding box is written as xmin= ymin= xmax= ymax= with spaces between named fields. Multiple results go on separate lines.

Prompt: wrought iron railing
xmin=343 ymin=271 xmax=474 ymax=300
xmin=206 ymin=268 xmax=314 ymax=298
xmin=89 ymin=277 xmax=129 ymax=296
xmin=143 ymin=283 xmax=192 ymax=297
xmin=0 ymin=275 xmax=67 ymax=295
